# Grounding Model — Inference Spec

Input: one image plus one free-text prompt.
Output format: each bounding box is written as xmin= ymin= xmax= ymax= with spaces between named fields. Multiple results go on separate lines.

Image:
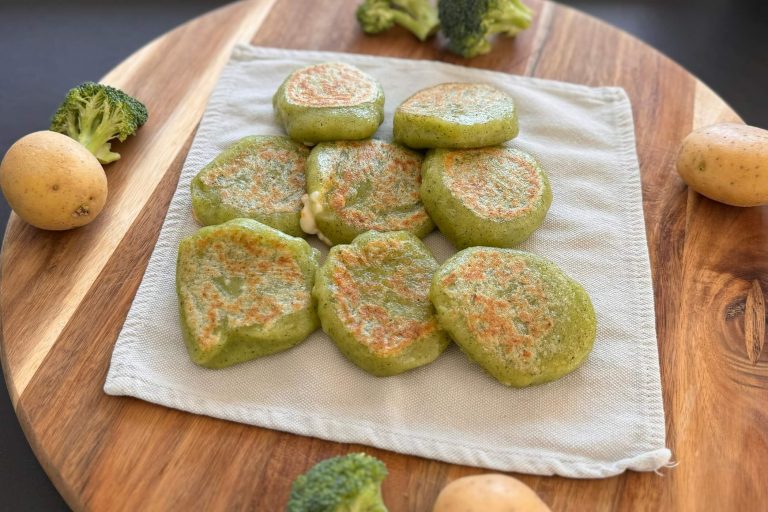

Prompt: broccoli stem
xmin=508 ymin=0 xmax=533 ymax=15
xmin=79 ymin=134 xmax=119 ymax=164
xmin=390 ymin=9 xmax=437 ymax=41
xmin=348 ymin=482 xmax=388 ymax=512
xmin=486 ymin=18 xmax=531 ymax=37
xmin=464 ymin=37 xmax=492 ymax=58
xmin=392 ymin=0 xmax=439 ymax=40
xmin=486 ymin=3 xmax=533 ymax=37
xmin=76 ymin=100 xmax=122 ymax=163
xmin=78 ymin=126 xmax=119 ymax=164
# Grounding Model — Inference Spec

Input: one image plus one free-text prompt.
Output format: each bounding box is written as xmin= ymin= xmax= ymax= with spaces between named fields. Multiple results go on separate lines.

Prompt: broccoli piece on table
xmin=287 ymin=452 xmax=389 ymax=512
xmin=439 ymin=0 xmax=534 ymax=58
xmin=357 ymin=0 xmax=439 ymax=42
xmin=50 ymin=81 xmax=148 ymax=164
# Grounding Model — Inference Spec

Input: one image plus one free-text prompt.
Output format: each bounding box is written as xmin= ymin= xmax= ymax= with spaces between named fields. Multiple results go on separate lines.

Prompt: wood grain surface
xmin=1 ymin=0 xmax=766 ymax=510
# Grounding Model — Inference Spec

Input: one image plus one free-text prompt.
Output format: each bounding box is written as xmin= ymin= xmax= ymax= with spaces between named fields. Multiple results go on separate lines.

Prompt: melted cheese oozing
xmin=300 ymin=191 xmax=332 ymax=246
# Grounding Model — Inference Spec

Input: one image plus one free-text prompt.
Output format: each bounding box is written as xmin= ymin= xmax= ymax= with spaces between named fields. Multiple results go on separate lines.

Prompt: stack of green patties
xmin=176 ymin=61 xmax=596 ymax=388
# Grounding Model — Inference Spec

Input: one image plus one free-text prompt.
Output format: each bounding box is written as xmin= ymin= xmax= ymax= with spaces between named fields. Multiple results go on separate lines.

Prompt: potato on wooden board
xmin=676 ymin=123 xmax=768 ymax=207
xmin=0 ymin=131 xmax=107 ymax=230
xmin=433 ymin=474 xmax=551 ymax=512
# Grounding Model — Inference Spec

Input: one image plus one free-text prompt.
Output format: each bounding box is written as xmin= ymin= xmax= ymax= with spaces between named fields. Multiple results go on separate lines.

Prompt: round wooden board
xmin=1 ymin=0 xmax=766 ymax=510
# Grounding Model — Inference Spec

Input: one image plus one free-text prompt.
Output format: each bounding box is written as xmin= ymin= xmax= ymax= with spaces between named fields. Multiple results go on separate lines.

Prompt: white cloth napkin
xmin=104 ymin=45 xmax=671 ymax=478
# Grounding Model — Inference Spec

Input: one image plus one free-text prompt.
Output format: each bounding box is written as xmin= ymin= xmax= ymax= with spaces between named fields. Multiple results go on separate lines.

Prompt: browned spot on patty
xmin=328 ymin=235 xmax=438 ymax=355
xmin=316 ymin=140 xmax=429 ymax=231
xmin=179 ymin=227 xmax=310 ymax=351
xmin=285 ymin=62 xmax=379 ymax=108
xmin=398 ymin=83 xmax=515 ymax=125
xmin=440 ymin=249 xmax=555 ymax=371
xmin=442 ymin=147 xmax=544 ymax=219
xmin=198 ymin=138 xmax=309 ymax=215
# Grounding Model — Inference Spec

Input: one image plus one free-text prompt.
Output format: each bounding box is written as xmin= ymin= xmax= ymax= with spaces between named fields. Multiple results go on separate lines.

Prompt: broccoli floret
xmin=50 ymin=82 xmax=148 ymax=164
xmin=357 ymin=0 xmax=439 ymax=42
xmin=439 ymin=0 xmax=534 ymax=58
xmin=287 ymin=452 xmax=389 ymax=512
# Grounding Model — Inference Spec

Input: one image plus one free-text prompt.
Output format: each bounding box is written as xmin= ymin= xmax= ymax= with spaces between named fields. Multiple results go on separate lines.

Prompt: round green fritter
xmin=430 ymin=248 xmax=596 ymax=387
xmin=301 ymin=139 xmax=434 ymax=246
xmin=314 ymin=231 xmax=451 ymax=376
xmin=421 ymin=147 xmax=551 ymax=249
xmin=190 ymin=136 xmax=309 ymax=236
xmin=393 ymin=83 xmax=519 ymax=149
xmin=176 ymin=219 xmax=320 ymax=369
xmin=273 ymin=62 xmax=385 ymax=144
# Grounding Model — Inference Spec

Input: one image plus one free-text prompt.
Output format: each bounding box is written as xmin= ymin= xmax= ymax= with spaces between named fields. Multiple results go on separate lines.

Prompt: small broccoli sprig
xmin=439 ymin=0 xmax=534 ymax=58
xmin=287 ymin=452 xmax=389 ymax=512
xmin=357 ymin=0 xmax=439 ymax=42
xmin=50 ymin=82 xmax=148 ymax=164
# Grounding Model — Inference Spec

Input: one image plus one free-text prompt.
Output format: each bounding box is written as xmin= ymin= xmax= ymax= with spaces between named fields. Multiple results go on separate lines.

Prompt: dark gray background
xmin=0 ymin=0 xmax=766 ymax=509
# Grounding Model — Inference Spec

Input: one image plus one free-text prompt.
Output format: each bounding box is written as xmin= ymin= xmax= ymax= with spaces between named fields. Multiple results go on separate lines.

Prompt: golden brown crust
xmin=438 ymin=249 xmax=555 ymax=372
xmin=196 ymin=140 xmax=308 ymax=215
xmin=178 ymin=227 xmax=310 ymax=352
xmin=328 ymin=236 xmax=438 ymax=356
xmin=284 ymin=62 xmax=379 ymax=108
xmin=316 ymin=140 xmax=430 ymax=231
xmin=441 ymin=147 xmax=544 ymax=220
xmin=398 ymin=83 xmax=515 ymax=124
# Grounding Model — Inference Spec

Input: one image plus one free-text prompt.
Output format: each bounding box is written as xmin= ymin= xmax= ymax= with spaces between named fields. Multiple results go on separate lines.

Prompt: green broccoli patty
xmin=302 ymin=139 xmax=434 ymax=246
xmin=393 ymin=82 xmax=519 ymax=149
xmin=273 ymin=62 xmax=385 ymax=144
xmin=421 ymin=147 xmax=551 ymax=249
xmin=190 ymin=136 xmax=309 ymax=236
xmin=314 ymin=231 xmax=450 ymax=376
xmin=176 ymin=219 xmax=320 ymax=369
xmin=430 ymin=248 xmax=596 ymax=387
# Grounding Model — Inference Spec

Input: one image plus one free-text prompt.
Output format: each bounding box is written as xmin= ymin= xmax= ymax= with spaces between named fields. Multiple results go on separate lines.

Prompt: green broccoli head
xmin=356 ymin=0 xmax=439 ymax=42
xmin=287 ymin=452 xmax=388 ymax=512
xmin=357 ymin=0 xmax=398 ymax=33
xmin=439 ymin=0 xmax=534 ymax=58
xmin=50 ymin=81 xmax=148 ymax=164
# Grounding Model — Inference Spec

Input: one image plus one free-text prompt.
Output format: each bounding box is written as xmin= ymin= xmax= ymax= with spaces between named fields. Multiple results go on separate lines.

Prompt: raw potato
xmin=676 ymin=123 xmax=768 ymax=207
xmin=433 ymin=474 xmax=551 ymax=512
xmin=0 ymin=131 xmax=107 ymax=230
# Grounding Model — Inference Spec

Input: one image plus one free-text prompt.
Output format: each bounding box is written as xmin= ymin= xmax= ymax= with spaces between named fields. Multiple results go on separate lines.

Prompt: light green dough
xmin=393 ymin=83 xmax=518 ymax=149
xmin=313 ymin=231 xmax=450 ymax=376
xmin=273 ymin=62 xmax=384 ymax=143
xmin=430 ymin=247 xmax=596 ymax=387
xmin=176 ymin=219 xmax=320 ymax=369
xmin=303 ymin=139 xmax=434 ymax=245
xmin=420 ymin=147 xmax=551 ymax=249
xmin=190 ymin=136 xmax=309 ymax=236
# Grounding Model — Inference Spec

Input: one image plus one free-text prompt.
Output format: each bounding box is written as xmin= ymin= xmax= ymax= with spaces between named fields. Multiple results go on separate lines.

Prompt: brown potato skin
xmin=0 ymin=131 xmax=107 ymax=230
xmin=432 ymin=474 xmax=551 ymax=512
xmin=676 ymin=123 xmax=768 ymax=207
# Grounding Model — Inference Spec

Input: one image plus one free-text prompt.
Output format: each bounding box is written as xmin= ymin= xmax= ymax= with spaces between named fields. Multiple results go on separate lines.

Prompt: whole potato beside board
xmin=676 ymin=123 xmax=768 ymax=207
xmin=433 ymin=474 xmax=551 ymax=512
xmin=0 ymin=130 xmax=107 ymax=230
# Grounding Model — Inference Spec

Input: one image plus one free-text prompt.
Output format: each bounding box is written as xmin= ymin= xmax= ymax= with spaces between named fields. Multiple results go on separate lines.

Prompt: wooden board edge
xmin=693 ymin=79 xmax=744 ymax=128
xmin=14 ymin=398 xmax=83 ymax=511
xmin=0 ymin=0 xmax=278 ymax=410
xmin=0 ymin=214 xmax=23 ymax=407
